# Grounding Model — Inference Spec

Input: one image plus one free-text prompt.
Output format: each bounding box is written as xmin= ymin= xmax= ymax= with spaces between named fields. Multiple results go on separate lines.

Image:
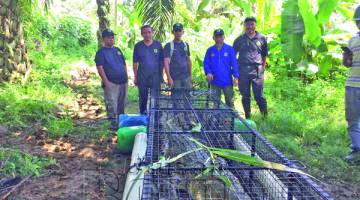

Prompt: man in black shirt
xmin=233 ymin=17 xmax=268 ymax=119
xmin=95 ymin=29 xmax=128 ymax=130
xmin=163 ymin=23 xmax=192 ymax=89
xmin=133 ymin=25 xmax=163 ymax=114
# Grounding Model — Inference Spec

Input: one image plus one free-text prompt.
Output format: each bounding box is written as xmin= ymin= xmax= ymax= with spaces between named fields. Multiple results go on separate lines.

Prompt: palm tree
xmin=96 ymin=0 xmax=111 ymax=48
xmin=0 ymin=0 xmax=52 ymax=83
xmin=0 ymin=0 xmax=32 ymax=83
xmin=135 ymin=0 xmax=175 ymax=41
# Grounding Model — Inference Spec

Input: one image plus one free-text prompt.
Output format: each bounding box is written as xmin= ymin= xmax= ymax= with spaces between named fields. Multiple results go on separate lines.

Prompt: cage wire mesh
xmin=141 ymin=89 xmax=332 ymax=200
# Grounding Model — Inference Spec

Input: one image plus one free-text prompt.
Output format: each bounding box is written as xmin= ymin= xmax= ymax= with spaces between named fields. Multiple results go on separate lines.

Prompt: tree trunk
xmin=0 ymin=0 xmax=31 ymax=83
xmin=96 ymin=0 xmax=111 ymax=48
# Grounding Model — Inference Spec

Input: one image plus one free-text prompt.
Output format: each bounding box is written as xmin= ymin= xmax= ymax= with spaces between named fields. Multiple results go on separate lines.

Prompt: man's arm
xmin=133 ymin=63 xmax=138 ymax=85
xmin=230 ymin=47 xmax=239 ymax=85
xmin=343 ymin=51 xmax=353 ymax=67
xmin=343 ymin=41 xmax=353 ymax=67
xmin=187 ymin=56 xmax=192 ymax=78
xmin=132 ymin=45 xmax=138 ymax=85
xmin=261 ymin=37 xmax=269 ymax=67
xmin=96 ymin=65 xmax=110 ymax=87
xmin=95 ymin=51 xmax=110 ymax=87
xmin=262 ymin=57 xmax=267 ymax=67
xmin=163 ymin=43 xmax=173 ymax=86
xmin=186 ymin=43 xmax=192 ymax=80
xmin=203 ymin=49 xmax=213 ymax=83
xmin=233 ymin=38 xmax=239 ymax=58
xmin=164 ymin=58 xmax=173 ymax=86
xmin=159 ymin=44 xmax=165 ymax=83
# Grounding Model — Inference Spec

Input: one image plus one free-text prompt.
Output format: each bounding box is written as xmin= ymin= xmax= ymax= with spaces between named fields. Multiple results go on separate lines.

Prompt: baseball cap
xmin=173 ymin=23 xmax=184 ymax=32
xmin=102 ymin=29 xmax=116 ymax=38
xmin=213 ymin=29 xmax=225 ymax=36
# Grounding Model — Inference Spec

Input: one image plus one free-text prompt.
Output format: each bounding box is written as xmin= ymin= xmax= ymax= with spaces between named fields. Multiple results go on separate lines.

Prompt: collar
xmin=244 ymin=31 xmax=260 ymax=40
xmin=142 ymin=40 xmax=154 ymax=47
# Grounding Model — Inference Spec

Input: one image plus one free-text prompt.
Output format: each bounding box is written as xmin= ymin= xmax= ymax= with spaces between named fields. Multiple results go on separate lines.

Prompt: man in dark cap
xmin=133 ymin=25 xmax=164 ymax=114
xmin=343 ymin=5 xmax=360 ymax=164
xmin=203 ymin=29 xmax=239 ymax=108
xmin=164 ymin=23 xmax=192 ymax=90
xmin=94 ymin=29 xmax=128 ymax=130
xmin=233 ymin=17 xmax=268 ymax=119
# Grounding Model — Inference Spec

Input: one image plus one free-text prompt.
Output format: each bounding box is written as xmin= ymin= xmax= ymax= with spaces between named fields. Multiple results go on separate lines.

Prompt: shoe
xmin=344 ymin=150 xmax=360 ymax=165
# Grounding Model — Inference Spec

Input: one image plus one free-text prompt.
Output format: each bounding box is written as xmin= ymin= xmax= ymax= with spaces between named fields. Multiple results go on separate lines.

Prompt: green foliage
xmin=281 ymin=0 xmax=305 ymax=64
xmin=196 ymin=0 xmax=211 ymax=14
xmin=116 ymin=3 xmax=143 ymax=57
xmin=56 ymin=16 xmax=94 ymax=48
xmin=0 ymin=148 xmax=56 ymax=177
xmin=135 ymin=0 xmax=175 ymax=41
xmin=317 ymin=0 xmax=340 ymax=25
xmin=252 ymin=75 xmax=359 ymax=182
xmin=298 ymin=0 xmax=322 ymax=47
xmin=23 ymin=13 xmax=96 ymax=60
xmin=0 ymin=12 xmax=96 ymax=138
xmin=230 ymin=0 xmax=251 ymax=16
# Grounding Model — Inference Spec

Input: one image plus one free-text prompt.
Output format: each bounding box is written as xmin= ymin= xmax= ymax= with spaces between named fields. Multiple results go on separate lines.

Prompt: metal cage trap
xmin=139 ymin=89 xmax=332 ymax=200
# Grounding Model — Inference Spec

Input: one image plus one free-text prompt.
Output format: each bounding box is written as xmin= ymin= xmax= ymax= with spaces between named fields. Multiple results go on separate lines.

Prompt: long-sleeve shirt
xmin=347 ymin=32 xmax=360 ymax=88
xmin=203 ymin=43 xmax=239 ymax=87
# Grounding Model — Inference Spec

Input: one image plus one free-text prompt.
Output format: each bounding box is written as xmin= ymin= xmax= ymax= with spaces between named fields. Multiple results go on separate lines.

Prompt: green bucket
xmin=234 ymin=119 xmax=257 ymax=131
xmin=117 ymin=126 xmax=147 ymax=153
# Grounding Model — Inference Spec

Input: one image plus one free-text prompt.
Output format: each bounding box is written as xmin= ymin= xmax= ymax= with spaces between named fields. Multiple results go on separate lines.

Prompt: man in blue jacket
xmin=204 ymin=29 xmax=239 ymax=108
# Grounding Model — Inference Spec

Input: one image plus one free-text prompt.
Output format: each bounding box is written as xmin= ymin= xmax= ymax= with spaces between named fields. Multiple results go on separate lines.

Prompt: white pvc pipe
xmin=234 ymin=135 xmax=289 ymax=200
xmin=122 ymin=132 xmax=147 ymax=200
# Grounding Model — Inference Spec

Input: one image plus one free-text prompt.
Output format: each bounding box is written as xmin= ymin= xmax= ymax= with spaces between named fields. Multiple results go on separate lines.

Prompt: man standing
xmin=343 ymin=5 xmax=360 ymax=164
xmin=133 ymin=25 xmax=163 ymax=114
xmin=233 ymin=17 xmax=268 ymax=119
xmin=203 ymin=29 xmax=239 ymax=108
xmin=164 ymin=23 xmax=192 ymax=90
xmin=95 ymin=29 xmax=128 ymax=130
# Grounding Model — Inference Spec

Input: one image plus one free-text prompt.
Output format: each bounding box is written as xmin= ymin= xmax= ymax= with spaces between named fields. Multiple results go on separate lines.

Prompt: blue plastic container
xmin=119 ymin=114 xmax=148 ymax=128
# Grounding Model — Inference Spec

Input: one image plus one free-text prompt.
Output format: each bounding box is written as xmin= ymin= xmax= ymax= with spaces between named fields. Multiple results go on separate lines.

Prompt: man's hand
xmin=167 ymin=77 xmax=174 ymax=87
xmin=102 ymin=80 xmax=111 ymax=88
xmin=233 ymin=78 xmax=238 ymax=86
xmin=206 ymin=73 xmax=214 ymax=83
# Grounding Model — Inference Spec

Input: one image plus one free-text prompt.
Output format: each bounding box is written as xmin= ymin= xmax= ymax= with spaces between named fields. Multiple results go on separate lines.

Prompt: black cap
xmin=244 ymin=16 xmax=257 ymax=23
xmin=173 ymin=23 xmax=184 ymax=32
xmin=213 ymin=29 xmax=224 ymax=36
xmin=102 ymin=29 xmax=116 ymax=38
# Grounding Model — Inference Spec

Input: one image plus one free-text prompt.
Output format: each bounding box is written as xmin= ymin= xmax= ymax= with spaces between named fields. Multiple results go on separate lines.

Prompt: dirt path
xmin=1 ymin=129 xmax=130 ymax=200
xmin=1 ymin=65 xmax=135 ymax=200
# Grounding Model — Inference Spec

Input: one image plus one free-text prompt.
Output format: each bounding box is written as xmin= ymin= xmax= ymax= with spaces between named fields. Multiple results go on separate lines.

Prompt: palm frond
xmin=135 ymin=0 xmax=175 ymax=42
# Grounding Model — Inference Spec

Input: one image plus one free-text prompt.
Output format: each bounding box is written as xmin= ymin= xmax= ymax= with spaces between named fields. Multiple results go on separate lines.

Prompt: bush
xmin=57 ymin=16 xmax=94 ymax=48
xmin=0 ymin=148 xmax=55 ymax=177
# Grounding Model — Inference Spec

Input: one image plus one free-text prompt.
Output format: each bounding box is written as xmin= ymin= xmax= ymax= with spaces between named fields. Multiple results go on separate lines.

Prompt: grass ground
xmin=233 ymin=72 xmax=360 ymax=199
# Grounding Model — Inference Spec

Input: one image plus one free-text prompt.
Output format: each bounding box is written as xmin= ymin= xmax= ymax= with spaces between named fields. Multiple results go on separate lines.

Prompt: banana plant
xmin=281 ymin=0 xmax=341 ymax=77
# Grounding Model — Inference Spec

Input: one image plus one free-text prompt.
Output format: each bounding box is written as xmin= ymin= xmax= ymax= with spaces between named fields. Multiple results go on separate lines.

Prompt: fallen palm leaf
xmin=189 ymin=138 xmax=314 ymax=178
